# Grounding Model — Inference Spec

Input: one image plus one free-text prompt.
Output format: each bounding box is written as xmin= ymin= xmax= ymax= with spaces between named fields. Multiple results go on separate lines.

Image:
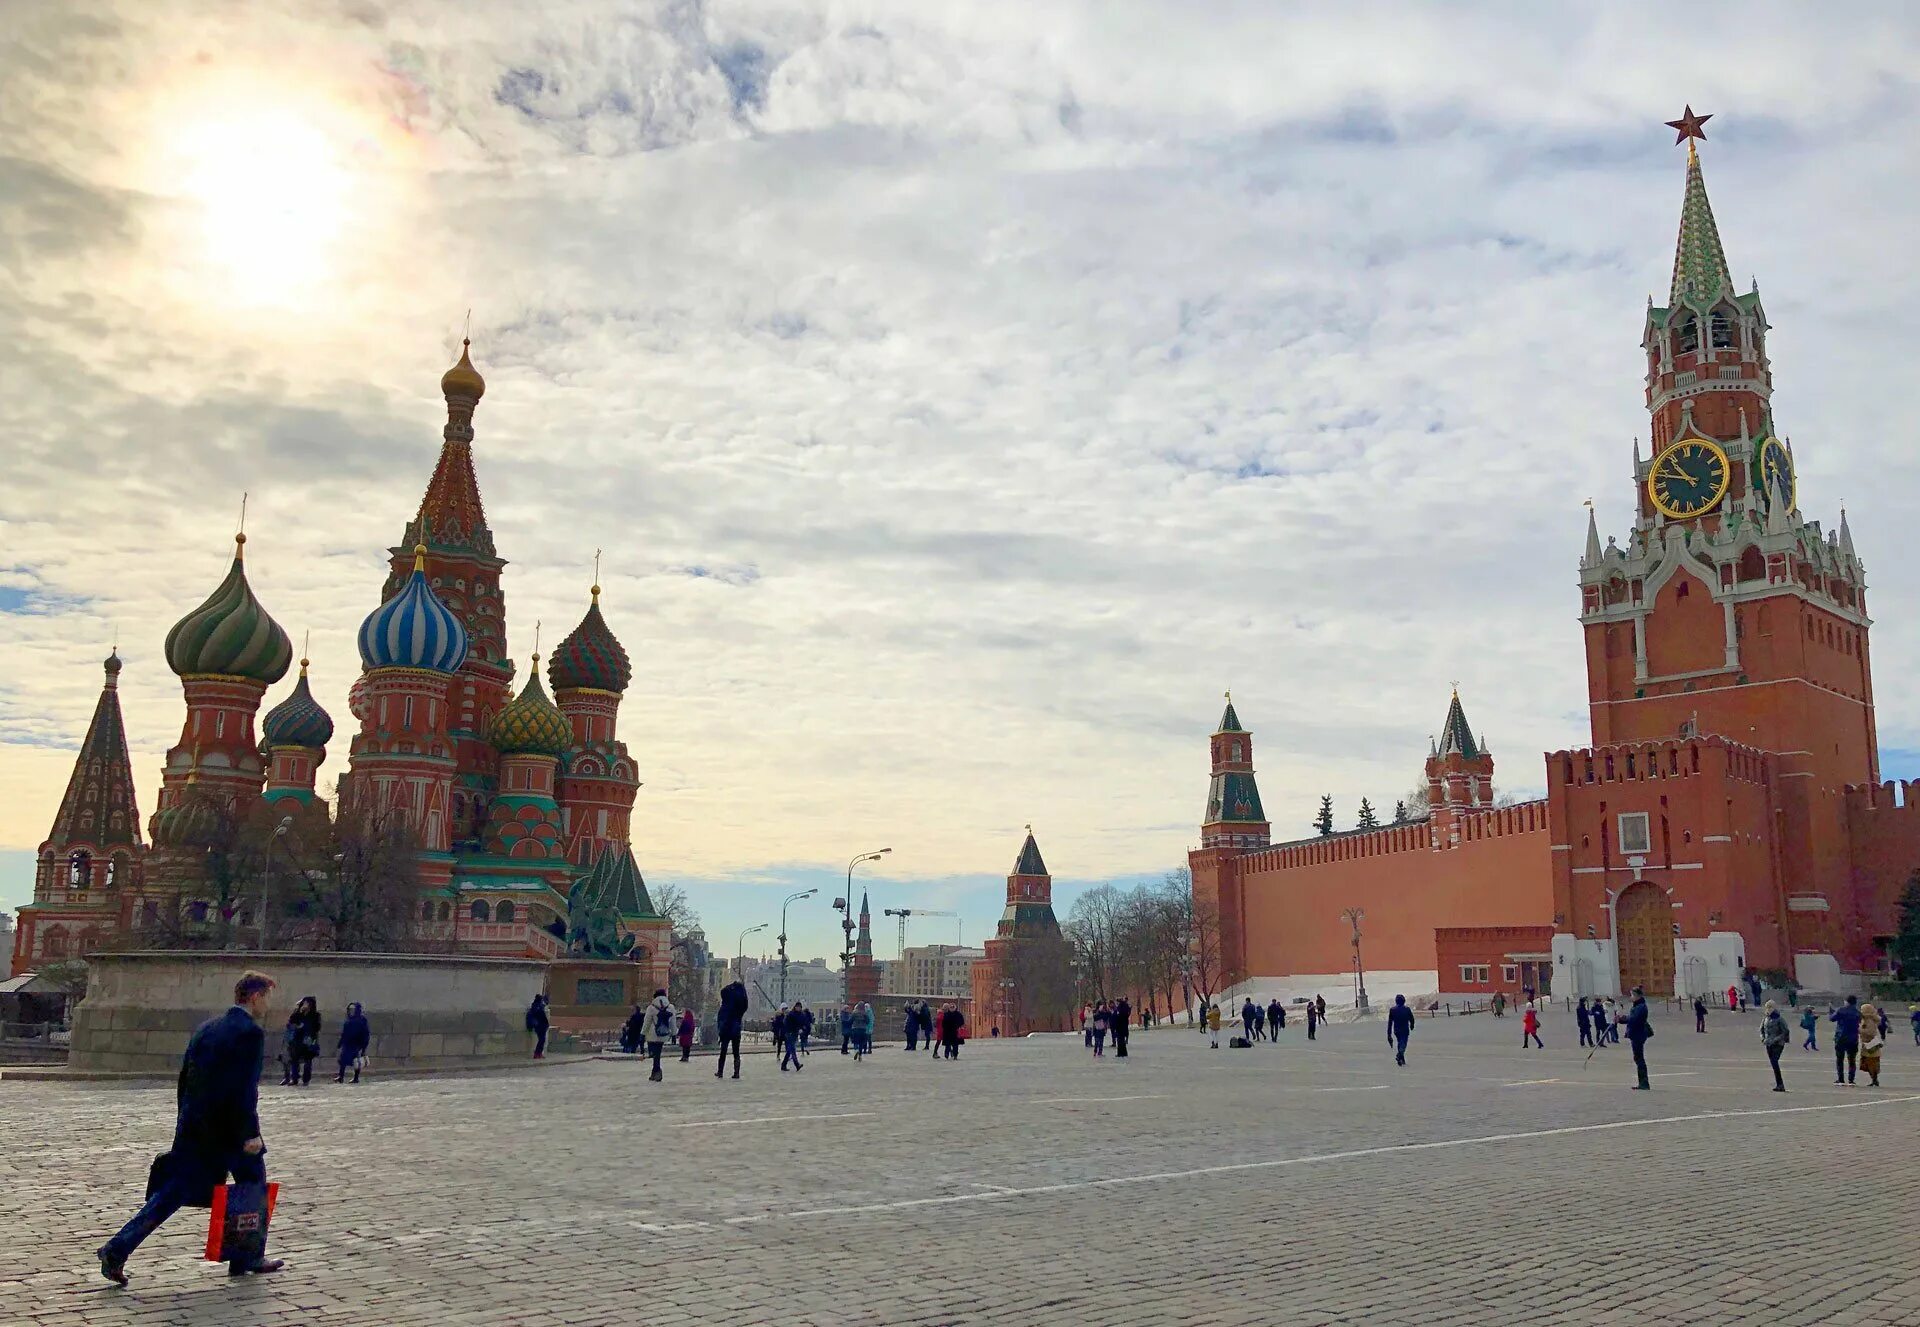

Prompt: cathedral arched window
xmin=68 ymin=850 xmax=91 ymax=887
xmin=496 ymin=902 xmax=517 ymax=924
xmin=471 ymin=899 xmax=491 ymax=922
xmin=1709 ymin=311 xmax=1734 ymax=350
xmin=438 ymin=901 xmax=452 ymax=922
xmin=1737 ymin=547 xmax=1765 ymax=583
xmin=1677 ymin=316 xmax=1699 ymax=355
xmin=1229 ymin=741 xmax=1242 ymax=762
xmin=106 ymin=855 xmax=122 ymax=887
xmin=422 ymin=900 xmax=435 ymax=922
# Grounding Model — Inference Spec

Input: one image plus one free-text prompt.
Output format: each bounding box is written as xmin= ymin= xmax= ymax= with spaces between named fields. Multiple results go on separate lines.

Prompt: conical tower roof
xmin=1669 ymin=137 xmax=1732 ymax=309
xmin=45 ymin=653 xmax=144 ymax=853
xmin=1012 ymin=829 xmax=1048 ymax=876
xmin=1437 ymin=689 xmax=1482 ymax=759
xmin=572 ymin=840 xmax=660 ymax=920
xmin=1215 ymin=693 xmax=1244 ymax=734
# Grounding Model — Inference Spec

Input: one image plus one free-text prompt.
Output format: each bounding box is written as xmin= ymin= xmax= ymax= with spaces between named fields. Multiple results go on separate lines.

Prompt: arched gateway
xmin=1614 ymin=882 xmax=1673 ymax=996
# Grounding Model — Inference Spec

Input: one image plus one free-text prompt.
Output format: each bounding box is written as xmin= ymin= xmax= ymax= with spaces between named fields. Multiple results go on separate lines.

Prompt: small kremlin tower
xmin=845 ymin=891 xmax=880 ymax=1003
xmin=1425 ymin=689 xmax=1494 ymax=848
xmin=971 ymin=827 xmax=1074 ymax=1035
xmin=1200 ymin=693 xmax=1270 ymax=850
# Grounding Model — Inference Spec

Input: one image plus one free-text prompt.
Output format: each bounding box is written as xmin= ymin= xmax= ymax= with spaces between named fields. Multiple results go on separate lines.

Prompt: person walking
xmin=1693 ymin=996 xmax=1708 ymax=1033
xmin=798 ymin=1002 xmax=814 ymax=1055
xmin=286 ymin=996 xmax=321 ymax=1087
xmin=939 ymin=1004 xmax=965 ymax=1059
xmin=1387 ymin=994 xmax=1414 ymax=1067
xmin=1831 ymin=996 xmax=1862 ymax=1085
xmin=1576 ymin=997 xmax=1593 ymax=1048
xmin=97 ymin=970 xmax=285 ymax=1284
xmin=1315 ymin=994 xmax=1327 ymax=1024
xmin=1112 ymin=997 xmax=1132 ymax=1059
xmin=644 ymin=989 xmax=673 ymax=1082
xmin=1626 ymin=987 xmax=1653 ymax=1089
xmin=334 ymin=1002 xmax=370 ymax=1084
xmin=620 ymin=1004 xmax=647 ymax=1055
xmin=1241 ymin=998 xmax=1257 ymax=1045
xmin=1305 ymin=999 xmax=1319 ymax=1041
xmin=837 ymin=1006 xmax=853 ymax=1056
xmin=677 ymin=1007 xmax=697 ymax=1062
xmin=1522 ymin=1003 xmax=1545 ymax=1049
xmin=1091 ymin=1003 xmax=1109 ymax=1057
xmin=715 ymin=977 xmax=748 ymax=1079
xmin=526 ymin=993 xmax=550 ymax=1059
xmin=856 ymin=1002 xmax=875 ymax=1060
xmin=1252 ymin=1001 xmax=1266 ymax=1042
xmin=1761 ymin=1000 xmax=1790 ymax=1092
xmin=1859 ymin=1005 xmax=1884 ymax=1088
xmin=1909 ymin=1004 xmax=1920 ymax=1047
xmin=276 ymin=1010 xmax=298 ymax=1086
xmin=1267 ymin=998 xmax=1285 ymax=1042
xmin=772 ymin=1005 xmax=791 ymax=1069
xmin=1727 ymin=984 xmax=1740 ymax=1013
xmin=906 ymin=1007 xmax=921 ymax=1052
xmin=1207 ymin=1001 xmax=1222 ymax=1049
xmin=780 ymin=1004 xmax=805 ymax=1071
xmin=1604 ymin=997 xmax=1622 ymax=1043
xmin=1799 ymin=1005 xmax=1819 ymax=1051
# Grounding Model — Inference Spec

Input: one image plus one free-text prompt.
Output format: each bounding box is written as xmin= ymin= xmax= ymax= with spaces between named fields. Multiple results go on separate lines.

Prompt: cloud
xmin=4 ymin=3 xmax=1919 ymax=958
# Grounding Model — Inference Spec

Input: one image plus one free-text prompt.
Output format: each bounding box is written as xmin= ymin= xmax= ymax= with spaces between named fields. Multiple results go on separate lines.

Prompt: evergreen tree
xmin=1894 ymin=869 xmax=1920 ymax=979
xmin=1392 ymin=800 xmax=1409 ymax=824
xmin=1356 ymin=798 xmax=1379 ymax=830
xmin=1313 ymin=795 xmax=1334 ymax=836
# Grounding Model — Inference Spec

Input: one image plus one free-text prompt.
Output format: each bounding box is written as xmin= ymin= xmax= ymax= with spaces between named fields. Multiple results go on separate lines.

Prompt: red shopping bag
xmin=204 ymin=1181 xmax=280 ymax=1263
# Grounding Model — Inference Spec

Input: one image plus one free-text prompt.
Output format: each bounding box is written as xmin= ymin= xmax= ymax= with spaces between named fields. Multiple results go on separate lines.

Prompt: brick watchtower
xmin=845 ymin=891 xmax=881 ymax=1004
xmin=345 ymin=544 xmax=471 ymax=888
xmin=1425 ymin=689 xmax=1494 ymax=847
xmin=1577 ymin=110 xmax=1874 ymax=928
xmin=1200 ymin=694 xmax=1270 ymax=850
xmin=380 ymin=341 xmax=514 ymax=851
xmin=973 ymin=827 xmax=1074 ymax=1034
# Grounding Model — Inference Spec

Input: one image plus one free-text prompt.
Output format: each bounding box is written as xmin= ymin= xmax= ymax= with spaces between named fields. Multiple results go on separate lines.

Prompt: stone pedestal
xmin=546 ymin=957 xmax=649 ymax=1032
xmin=70 ymin=950 xmax=549 ymax=1075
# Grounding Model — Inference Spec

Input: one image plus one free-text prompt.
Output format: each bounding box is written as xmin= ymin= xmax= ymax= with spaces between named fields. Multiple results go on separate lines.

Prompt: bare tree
xmin=265 ymin=804 xmax=430 ymax=953
xmin=998 ymin=935 xmax=1077 ymax=1035
xmin=655 ymin=882 xmax=707 ymax=1012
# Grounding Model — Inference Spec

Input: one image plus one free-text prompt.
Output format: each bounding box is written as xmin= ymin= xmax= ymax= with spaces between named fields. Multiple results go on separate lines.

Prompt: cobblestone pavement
xmin=5 ymin=1004 xmax=1918 ymax=1326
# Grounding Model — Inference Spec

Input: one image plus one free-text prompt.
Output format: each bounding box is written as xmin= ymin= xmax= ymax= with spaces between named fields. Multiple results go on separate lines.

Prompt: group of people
xmin=898 ymin=1000 xmax=969 ymax=1055
xmin=1081 ymin=999 xmax=1133 ymax=1056
xmin=1198 ymin=993 xmax=1327 ymax=1047
xmin=276 ymin=996 xmax=371 ymax=1086
xmin=619 ymin=992 xmax=701 ymax=1080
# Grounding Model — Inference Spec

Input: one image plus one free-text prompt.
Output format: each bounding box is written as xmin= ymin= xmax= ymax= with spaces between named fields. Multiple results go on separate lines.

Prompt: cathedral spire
xmin=44 ymin=652 xmax=144 ymax=866
xmin=403 ymin=339 xmax=497 ymax=560
xmin=855 ymin=890 xmax=873 ymax=959
xmin=1666 ymin=108 xmax=1733 ymax=308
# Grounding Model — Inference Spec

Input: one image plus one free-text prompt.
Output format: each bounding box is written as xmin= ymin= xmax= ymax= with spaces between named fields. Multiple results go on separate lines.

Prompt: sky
xmin=5 ymin=2 xmax=1920 ymax=964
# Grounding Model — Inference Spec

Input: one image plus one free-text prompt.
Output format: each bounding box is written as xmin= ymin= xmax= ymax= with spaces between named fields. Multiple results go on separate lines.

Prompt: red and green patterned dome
xmin=491 ymin=659 xmax=571 ymax=757
xmin=165 ymin=534 xmax=293 ymax=683
xmin=548 ymin=586 xmax=631 ymax=694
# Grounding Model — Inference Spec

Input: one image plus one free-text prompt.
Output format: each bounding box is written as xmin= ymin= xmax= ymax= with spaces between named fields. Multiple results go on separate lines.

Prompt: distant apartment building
xmin=887 ymin=944 xmax=984 ymax=1000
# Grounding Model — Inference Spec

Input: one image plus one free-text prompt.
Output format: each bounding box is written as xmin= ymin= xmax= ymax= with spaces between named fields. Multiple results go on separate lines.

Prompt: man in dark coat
xmin=1625 ymin=987 xmax=1654 ymax=1089
xmin=1266 ymin=998 xmax=1285 ymax=1042
xmin=939 ymin=1004 xmax=965 ymax=1059
xmin=1386 ymin=994 xmax=1415 ymax=1066
xmin=526 ymin=994 xmax=550 ymax=1058
xmin=98 ymin=970 xmax=284 ymax=1284
xmin=715 ymin=978 xmax=749 ymax=1079
xmin=904 ymin=1005 xmax=920 ymax=1051
xmin=1111 ymin=998 xmax=1132 ymax=1059
xmin=1830 ymin=995 xmax=1862 ymax=1085
xmin=1575 ymin=997 xmax=1593 ymax=1048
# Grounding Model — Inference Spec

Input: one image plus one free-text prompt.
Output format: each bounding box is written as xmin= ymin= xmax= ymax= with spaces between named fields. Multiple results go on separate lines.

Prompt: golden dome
xmin=441 ymin=338 xmax=486 ymax=401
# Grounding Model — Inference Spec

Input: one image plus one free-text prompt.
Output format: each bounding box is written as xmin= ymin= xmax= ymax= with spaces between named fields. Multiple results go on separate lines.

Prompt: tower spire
xmin=43 ymin=652 xmax=145 ymax=863
xmin=1665 ymin=107 xmax=1732 ymax=307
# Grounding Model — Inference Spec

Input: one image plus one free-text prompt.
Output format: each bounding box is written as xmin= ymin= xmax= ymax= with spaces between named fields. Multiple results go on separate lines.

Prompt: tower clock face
xmin=1647 ymin=437 xmax=1730 ymax=519
xmin=1756 ymin=436 xmax=1795 ymax=512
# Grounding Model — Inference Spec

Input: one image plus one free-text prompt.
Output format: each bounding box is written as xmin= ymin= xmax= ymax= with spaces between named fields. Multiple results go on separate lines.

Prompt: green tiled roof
xmin=997 ymin=901 xmax=1063 ymax=941
xmin=1216 ymin=698 xmax=1244 ymax=733
xmin=1669 ymin=146 xmax=1733 ymax=309
xmin=1438 ymin=692 xmax=1480 ymax=759
xmin=1205 ymin=771 xmax=1266 ymax=824
xmin=569 ymin=841 xmax=660 ymax=920
xmin=1012 ymin=831 xmax=1048 ymax=876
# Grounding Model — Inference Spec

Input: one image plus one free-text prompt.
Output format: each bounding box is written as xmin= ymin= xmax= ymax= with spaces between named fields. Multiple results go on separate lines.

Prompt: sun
xmin=165 ymin=105 xmax=352 ymax=305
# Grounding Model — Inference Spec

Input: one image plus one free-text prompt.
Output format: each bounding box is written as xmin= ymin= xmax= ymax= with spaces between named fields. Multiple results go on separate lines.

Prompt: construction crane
xmin=882 ymin=907 xmax=960 ymax=955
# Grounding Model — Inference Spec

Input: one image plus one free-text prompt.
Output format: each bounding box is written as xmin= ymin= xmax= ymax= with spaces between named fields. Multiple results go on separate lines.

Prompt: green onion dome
xmin=164 ymin=534 xmax=293 ymax=683
xmin=547 ymin=585 xmax=631 ymax=694
xmin=491 ymin=657 xmax=572 ymax=757
xmin=261 ymin=659 xmax=334 ymax=749
xmin=151 ymin=776 xmax=223 ymax=850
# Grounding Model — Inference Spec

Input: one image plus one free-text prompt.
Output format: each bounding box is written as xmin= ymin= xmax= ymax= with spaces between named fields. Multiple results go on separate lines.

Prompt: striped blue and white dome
xmin=358 ymin=546 xmax=470 ymax=674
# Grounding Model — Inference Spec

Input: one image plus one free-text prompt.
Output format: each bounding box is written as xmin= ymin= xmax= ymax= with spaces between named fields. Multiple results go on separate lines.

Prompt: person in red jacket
xmin=1522 ymin=1003 xmax=1544 ymax=1049
xmin=676 ymin=1007 xmax=696 ymax=1062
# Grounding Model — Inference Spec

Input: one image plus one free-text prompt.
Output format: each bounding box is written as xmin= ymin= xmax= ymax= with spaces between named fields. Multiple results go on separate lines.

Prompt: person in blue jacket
xmin=1625 ymin=987 xmax=1654 ymax=1089
xmin=334 ymin=1002 xmax=371 ymax=1083
xmin=1386 ymin=994 xmax=1415 ymax=1066
xmin=1829 ymin=995 xmax=1862 ymax=1085
xmin=1799 ymin=1006 xmax=1819 ymax=1051
xmin=98 ymin=970 xmax=286 ymax=1284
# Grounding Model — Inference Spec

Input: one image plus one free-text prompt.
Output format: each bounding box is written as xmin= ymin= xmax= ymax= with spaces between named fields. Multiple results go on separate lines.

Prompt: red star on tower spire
xmin=1665 ymin=105 xmax=1712 ymax=147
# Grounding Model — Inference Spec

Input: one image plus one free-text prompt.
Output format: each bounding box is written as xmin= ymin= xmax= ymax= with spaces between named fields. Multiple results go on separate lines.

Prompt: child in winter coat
xmin=1799 ymin=1006 xmax=1819 ymax=1051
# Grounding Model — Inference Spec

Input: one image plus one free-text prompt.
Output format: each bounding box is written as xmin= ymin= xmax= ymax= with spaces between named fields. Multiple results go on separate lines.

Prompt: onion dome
xmin=441 ymin=338 xmax=486 ymax=401
xmin=151 ymin=774 xmax=222 ymax=850
xmin=358 ymin=545 xmax=470 ymax=673
xmin=548 ymin=585 xmax=631 ymax=694
xmin=262 ymin=658 xmax=334 ymax=749
xmin=164 ymin=533 xmax=293 ymax=683
xmin=491 ymin=656 xmax=572 ymax=757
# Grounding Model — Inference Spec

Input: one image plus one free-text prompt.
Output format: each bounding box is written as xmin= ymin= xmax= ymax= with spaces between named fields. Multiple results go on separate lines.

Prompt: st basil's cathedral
xmin=11 ymin=343 xmax=671 ymax=981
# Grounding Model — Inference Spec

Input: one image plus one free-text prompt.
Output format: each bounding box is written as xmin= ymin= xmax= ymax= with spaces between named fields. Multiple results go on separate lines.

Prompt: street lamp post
xmin=735 ymin=922 xmax=768 ymax=981
xmin=777 ymin=890 xmax=817 ymax=1003
xmin=258 ymin=816 xmax=293 ymax=951
xmin=1342 ymin=906 xmax=1368 ymax=1013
